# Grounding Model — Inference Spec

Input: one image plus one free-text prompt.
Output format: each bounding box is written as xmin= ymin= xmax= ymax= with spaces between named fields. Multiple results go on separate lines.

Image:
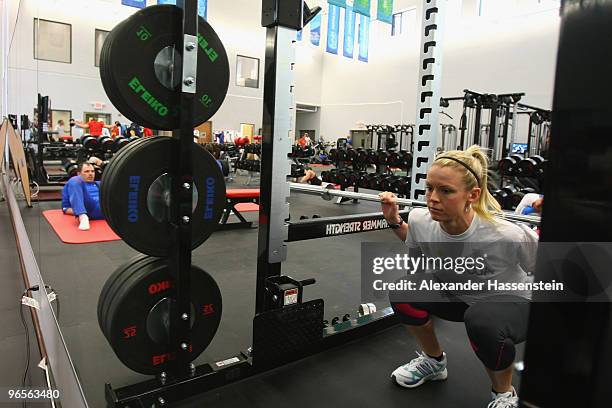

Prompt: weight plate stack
xmin=99 ymin=5 xmax=230 ymax=130
xmin=98 ymin=256 xmax=222 ymax=375
xmin=100 ymin=136 xmax=226 ymax=256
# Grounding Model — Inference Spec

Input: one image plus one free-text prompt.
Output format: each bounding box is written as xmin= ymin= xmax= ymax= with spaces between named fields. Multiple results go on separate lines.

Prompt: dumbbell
xmin=81 ymin=135 xmax=99 ymax=150
xmin=99 ymin=136 xmax=114 ymax=152
xmin=346 ymin=147 xmax=358 ymax=162
xmin=388 ymin=151 xmax=401 ymax=167
xmin=346 ymin=171 xmax=359 ymax=186
xmin=368 ymin=174 xmax=384 ymax=190
xmin=399 ymin=150 xmax=413 ymax=168
xmin=291 ymin=163 xmax=305 ymax=178
xmin=381 ymin=175 xmax=399 ymax=192
xmin=114 ymin=136 xmax=129 ymax=151
xmin=329 ymin=148 xmax=338 ymax=162
xmin=493 ymin=189 xmax=510 ymax=210
xmin=321 ymin=171 xmax=332 ymax=183
xmin=336 ymin=170 xmax=356 ymax=187
xmin=367 ymin=149 xmax=378 ymax=165
xmin=63 ymin=160 xmax=79 ymax=178
xmin=335 ymin=171 xmax=351 ymax=188
xmin=532 ymin=156 xmax=546 ymax=179
xmin=498 ymin=156 xmax=520 ymax=176
xmin=518 ymin=155 xmax=545 ymax=177
xmin=337 ymin=148 xmax=348 ymax=162
xmin=390 ymin=177 xmax=408 ymax=195
xmin=362 ymin=174 xmax=378 ymax=189
xmin=501 ymin=185 xmax=520 ymax=210
xmin=377 ymin=149 xmax=391 ymax=165
xmin=357 ymin=172 xmax=370 ymax=188
xmin=356 ymin=148 xmax=369 ymax=164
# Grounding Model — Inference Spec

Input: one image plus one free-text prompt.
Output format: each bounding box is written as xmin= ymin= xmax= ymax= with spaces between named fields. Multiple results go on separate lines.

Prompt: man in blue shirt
xmin=61 ymin=161 xmax=104 ymax=230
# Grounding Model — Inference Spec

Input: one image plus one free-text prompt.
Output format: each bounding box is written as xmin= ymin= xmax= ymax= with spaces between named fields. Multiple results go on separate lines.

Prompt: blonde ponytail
xmin=434 ymin=145 xmax=503 ymax=223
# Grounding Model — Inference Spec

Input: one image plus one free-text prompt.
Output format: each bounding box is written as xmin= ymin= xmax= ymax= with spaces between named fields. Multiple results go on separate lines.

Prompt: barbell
xmin=289 ymin=182 xmax=541 ymax=226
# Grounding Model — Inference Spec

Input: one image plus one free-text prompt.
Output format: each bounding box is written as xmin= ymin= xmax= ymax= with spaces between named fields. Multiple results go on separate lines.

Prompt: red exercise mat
xmin=43 ymin=210 xmax=121 ymax=244
xmin=234 ymin=203 xmax=259 ymax=212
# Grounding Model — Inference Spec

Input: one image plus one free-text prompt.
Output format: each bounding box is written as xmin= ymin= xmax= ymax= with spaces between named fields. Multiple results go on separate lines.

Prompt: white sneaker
xmin=391 ymin=351 xmax=448 ymax=388
xmin=78 ymin=214 xmax=90 ymax=231
xmin=488 ymin=387 xmax=518 ymax=408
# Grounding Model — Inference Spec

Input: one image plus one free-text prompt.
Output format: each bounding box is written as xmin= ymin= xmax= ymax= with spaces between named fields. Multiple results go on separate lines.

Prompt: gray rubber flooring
xmin=10 ymin=176 xmax=522 ymax=408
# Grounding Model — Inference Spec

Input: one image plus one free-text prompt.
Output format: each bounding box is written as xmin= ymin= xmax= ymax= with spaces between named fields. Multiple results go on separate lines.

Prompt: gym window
xmin=391 ymin=12 xmax=403 ymax=36
xmin=236 ymin=55 xmax=260 ymax=89
xmin=34 ymin=19 xmax=72 ymax=64
xmin=95 ymin=29 xmax=110 ymax=67
xmin=391 ymin=9 xmax=416 ymax=37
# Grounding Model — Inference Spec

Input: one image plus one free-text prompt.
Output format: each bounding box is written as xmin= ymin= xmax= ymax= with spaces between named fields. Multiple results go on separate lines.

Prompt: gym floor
xmin=4 ymin=176 xmax=523 ymax=407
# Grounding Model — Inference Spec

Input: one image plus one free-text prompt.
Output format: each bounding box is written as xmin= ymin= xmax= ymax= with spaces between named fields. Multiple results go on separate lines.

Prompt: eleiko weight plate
xmin=100 ymin=136 xmax=226 ymax=256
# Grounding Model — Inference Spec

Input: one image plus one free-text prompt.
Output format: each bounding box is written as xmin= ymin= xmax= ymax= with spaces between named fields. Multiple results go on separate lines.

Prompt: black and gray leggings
xmin=390 ymin=295 xmax=530 ymax=371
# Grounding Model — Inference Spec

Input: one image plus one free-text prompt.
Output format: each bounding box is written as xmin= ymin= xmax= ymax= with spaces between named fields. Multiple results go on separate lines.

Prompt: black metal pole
xmin=169 ymin=0 xmax=198 ymax=373
xmin=255 ymin=25 xmax=283 ymax=314
xmin=488 ymin=102 xmax=497 ymax=156
xmin=473 ymin=104 xmax=482 ymax=145
xmin=501 ymin=104 xmax=510 ymax=157
xmin=526 ymin=115 xmax=533 ymax=157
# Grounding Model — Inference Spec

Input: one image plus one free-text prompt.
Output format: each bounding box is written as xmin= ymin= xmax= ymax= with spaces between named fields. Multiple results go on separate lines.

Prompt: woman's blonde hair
xmin=433 ymin=145 xmax=502 ymax=223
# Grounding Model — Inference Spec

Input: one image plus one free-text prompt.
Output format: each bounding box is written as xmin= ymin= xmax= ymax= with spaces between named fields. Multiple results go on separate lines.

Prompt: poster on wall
xmin=353 ymin=0 xmax=371 ymax=17
xmin=310 ymin=13 xmax=322 ymax=46
xmin=122 ymin=0 xmax=146 ymax=9
xmin=358 ymin=14 xmax=370 ymax=62
xmin=157 ymin=0 xmax=208 ymax=19
xmin=326 ymin=5 xmax=341 ymax=54
xmin=343 ymin=5 xmax=356 ymax=58
xmin=377 ymin=0 xmax=394 ymax=24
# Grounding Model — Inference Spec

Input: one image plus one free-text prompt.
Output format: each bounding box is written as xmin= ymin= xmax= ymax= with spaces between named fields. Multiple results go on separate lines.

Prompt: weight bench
xmin=219 ymin=189 xmax=260 ymax=230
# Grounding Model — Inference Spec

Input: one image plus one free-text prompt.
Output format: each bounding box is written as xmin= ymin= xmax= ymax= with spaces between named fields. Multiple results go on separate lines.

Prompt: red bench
xmin=219 ymin=189 xmax=260 ymax=229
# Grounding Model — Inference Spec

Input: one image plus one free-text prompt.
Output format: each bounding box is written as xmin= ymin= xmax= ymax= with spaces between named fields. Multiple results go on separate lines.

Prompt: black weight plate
xmin=103 ymin=19 xmax=146 ymax=125
xmin=98 ymin=254 xmax=151 ymax=334
xmin=100 ymin=137 xmax=149 ymax=232
xmin=102 ymin=256 xmax=161 ymax=339
xmin=103 ymin=5 xmax=229 ymax=130
xmin=106 ymin=258 xmax=222 ymax=375
xmin=100 ymin=137 xmax=150 ymax=231
xmin=101 ymin=137 xmax=226 ymax=256
xmin=100 ymin=20 xmax=141 ymax=125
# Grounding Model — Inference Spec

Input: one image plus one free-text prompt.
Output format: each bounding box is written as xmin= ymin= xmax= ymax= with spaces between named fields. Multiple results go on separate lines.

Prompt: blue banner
xmin=358 ymin=14 xmax=370 ymax=63
xmin=157 ymin=0 xmax=208 ymax=19
xmin=343 ymin=5 xmax=356 ymax=59
xmin=122 ymin=0 xmax=145 ymax=8
xmin=328 ymin=0 xmax=346 ymax=7
xmin=310 ymin=13 xmax=322 ymax=46
xmin=353 ymin=0 xmax=371 ymax=17
xmin=377 ymin=0 xmax=393 ymax=24
xmin=198 ymin=0 xmax=207 ymax=20
xmin=326 ymin=5 xmax=341 ymax=54
xmin=297 ymin=30 xmax=303 ymax=41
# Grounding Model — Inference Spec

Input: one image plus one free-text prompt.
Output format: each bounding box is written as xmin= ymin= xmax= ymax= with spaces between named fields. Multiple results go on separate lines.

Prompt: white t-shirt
xmin=405 ymin=208 xmax=539 ymax=303
xmin=515 ymin=193 xmax=542 ymax=215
